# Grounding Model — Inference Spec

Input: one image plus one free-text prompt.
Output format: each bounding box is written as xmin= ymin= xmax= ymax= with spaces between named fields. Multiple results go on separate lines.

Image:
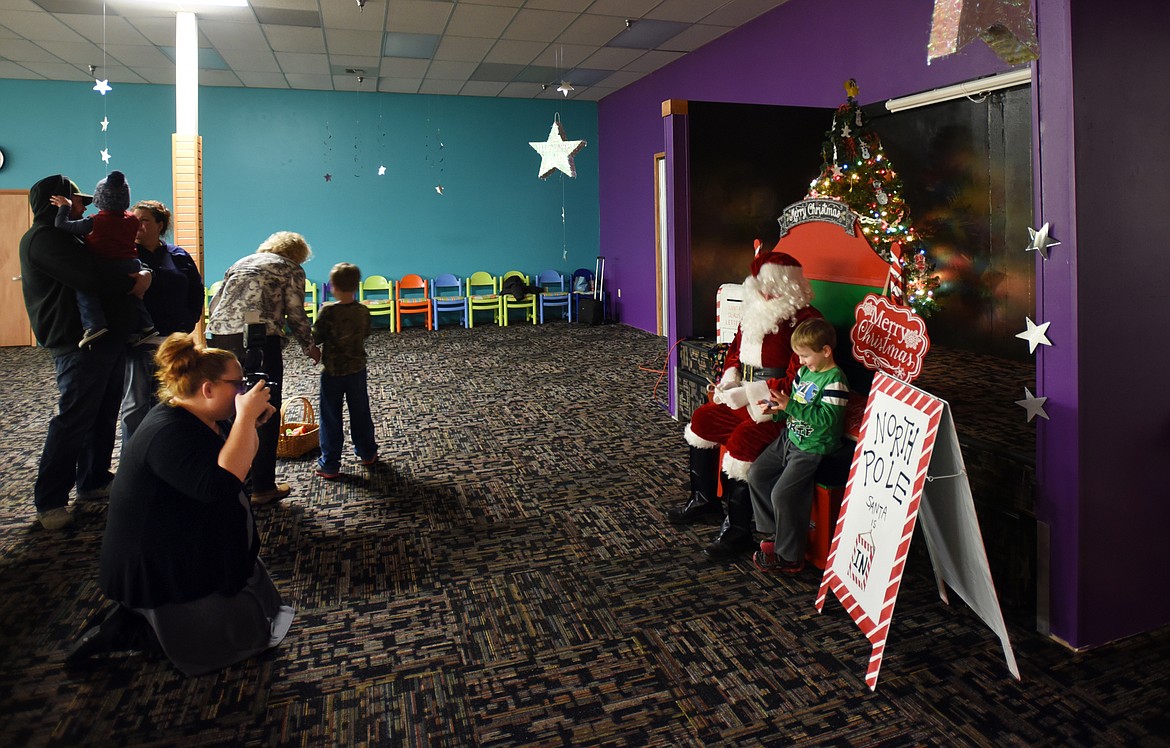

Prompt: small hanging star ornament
xmin=1015 ymin=316 xmax=1052 ymax=353
xmin=830 ymin=163 xmax=843 ymax=178
xmin=324 ymin=173 xmax=332 ymax=182
xmin=557 ymin=80 xmax=574 ymax=97
xmin=1015 ymin=387 xmax=1049 ymax=422
xmin=529 ymin=116 xmax=587 ymax=179
xmin=435 ymin=184 xmax=444 ymax=195
xmin=1026 ymin=222 xmax=1060 ymax=260
xmin=93 ymin=78 xmax=111 ymax=95
xmin=100 ymin=117 xmax=109 ymax=132
xmin=377 ymin=165 xmax=386 ymax=176
xmin=100 ymin=148 xmax=111 ymax=164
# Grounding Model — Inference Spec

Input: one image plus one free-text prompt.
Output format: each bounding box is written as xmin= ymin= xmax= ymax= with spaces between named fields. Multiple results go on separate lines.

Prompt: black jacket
xmin=19 ymin=174 xmax=139 ymax=354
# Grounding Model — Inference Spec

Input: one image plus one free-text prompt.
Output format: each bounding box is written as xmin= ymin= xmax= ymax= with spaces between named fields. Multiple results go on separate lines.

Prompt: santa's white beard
xmin=738 ymin=276 xmax=804 ymax=368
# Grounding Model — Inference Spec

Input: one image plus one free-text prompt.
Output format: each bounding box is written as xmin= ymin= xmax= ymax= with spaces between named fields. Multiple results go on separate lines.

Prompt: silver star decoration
xmin=529 ymin=118 xmax=587 ymax=179
xmin=324 ymin=173 xmax=332 ymax=182
xmin=556 ymin=80 xmax=574 ymax=97
xmin=1015 ymin=387 xmax=1049 ymax=422
xmin=100 ymin=148 xmax=112 ymax=164
xmin=93 ymin=79 xmax=111 ymax=95
xmin=1015 ymin=316 xmax=1052 ymax=353
xmin=377 ymin=165 xmax=386 ymax=176
xmin=435 ymin=184 xmax=444 ymax=195
xmin=1026 ymin=222 xmax=1060 ymax=259
xmin=100 ymin=117 xmax=109 ymax=131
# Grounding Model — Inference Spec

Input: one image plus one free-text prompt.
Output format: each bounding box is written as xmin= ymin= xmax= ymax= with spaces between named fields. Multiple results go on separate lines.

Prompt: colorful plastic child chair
xmin=304 ymin=278 xmax=319 ymax=324
xmin=466 ymin=271 xmax=500 ymax=328
xmin=431 ymin=273 xmax=468 ymax=329
xmin=499 ymin=270 xmax=537 ymax=326
xmin=359 ymin=274 xmax=395 ymax=332
xmin=535 ymin=269 xmax=572 ymax=323
xmin=396 ymin=273 xmax=433 ymax=331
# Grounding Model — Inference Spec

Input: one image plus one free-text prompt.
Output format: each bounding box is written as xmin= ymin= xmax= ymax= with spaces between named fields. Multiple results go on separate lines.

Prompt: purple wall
xmin=598 ymin=0 xmax=1170 ymax=648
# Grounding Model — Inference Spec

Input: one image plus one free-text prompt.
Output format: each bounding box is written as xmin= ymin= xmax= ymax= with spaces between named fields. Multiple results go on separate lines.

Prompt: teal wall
xmin=0 ymin=79 xmax=599 ymax=288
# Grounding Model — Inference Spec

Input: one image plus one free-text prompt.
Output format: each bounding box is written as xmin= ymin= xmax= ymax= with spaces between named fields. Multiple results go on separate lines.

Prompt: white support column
xmin=175 ymin=11 xmax=198 ymax=134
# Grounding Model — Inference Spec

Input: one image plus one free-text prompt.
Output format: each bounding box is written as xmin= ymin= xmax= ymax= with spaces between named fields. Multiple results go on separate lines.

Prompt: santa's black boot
xmin=667 ymin=447 xmax=723 ymax=525
xmin=703 ymin=478 xmax=754 ymax=560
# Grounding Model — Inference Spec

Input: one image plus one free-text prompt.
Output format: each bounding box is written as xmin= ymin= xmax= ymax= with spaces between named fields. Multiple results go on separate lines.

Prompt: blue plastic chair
xmin=430 ymin=273 xmax=467 ymax=329
xmin=536 ymin=269 xmax=572 ymax=323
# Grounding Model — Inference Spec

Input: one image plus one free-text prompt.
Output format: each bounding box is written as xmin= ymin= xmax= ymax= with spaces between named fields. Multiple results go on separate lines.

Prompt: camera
xmin=241 ymin=312 xmax=280 ymax=398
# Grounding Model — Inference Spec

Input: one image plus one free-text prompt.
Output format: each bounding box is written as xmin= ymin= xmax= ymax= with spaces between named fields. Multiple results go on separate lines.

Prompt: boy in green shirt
xmin=747 ymin=318 xmax=850 ymax=574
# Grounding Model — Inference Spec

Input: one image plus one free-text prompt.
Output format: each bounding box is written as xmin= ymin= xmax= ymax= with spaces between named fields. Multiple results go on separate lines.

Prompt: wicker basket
xmin=276 ymin=396 xmax=320 ymax=458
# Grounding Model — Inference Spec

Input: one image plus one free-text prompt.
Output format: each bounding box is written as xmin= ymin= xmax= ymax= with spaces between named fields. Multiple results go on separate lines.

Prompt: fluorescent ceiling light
xmin=885 ymin=68 xmax=1031 ymax=113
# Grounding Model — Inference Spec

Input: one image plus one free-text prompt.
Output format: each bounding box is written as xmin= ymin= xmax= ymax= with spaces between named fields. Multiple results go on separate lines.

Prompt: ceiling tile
xmin=425 ymin=59 xmax=476 ymax=80
xmin=378 ymin=56 xmax=429 ymax=78
xmin=0 ymin=60 xmax=42 ymax=77
xmin=237 ymin=70 xmax=289 ymax=88
xmin=433 ymin=35 xmax=493 ymax=62
xmin=703 ymin=0 xmax=789 ymax=27
xmin=103 ymin=43 xmax=175 ymax=68
xmin=387 ymin=0 xmax=452 ymax=35
xmin=1 ymin=10 xmax=84 ymax=42
xmin=14 ymin=60 xmax=88 ymax=79
xmin=659 ymin=23 xmax=731 ymax=53
xmin=646 ymin=0 xmax=726 ymax=24
xmin=607 ymin=19 xmax=688 ymax=49
xmin=511 ymin=64 xmax=558 ymax=84
xmin=458 ymin=80 xmax=506 ymax=97
xmin=199 ymin=69 xmax=243 ymax=87
xmin=469 ymin=61 xmax=523 ymax=83
xmin=529 ymin=42 xmax=592 ymax=69
xmin=622 ymin=49 xmax=684 ymax=71
xmin=445 ymin=4 xmax=516 ymax=38
xmin=482 ymin=39 xmax=544 ymax=65
xmin=581 ymin=46 xmax=643 ymax=71
xmin=377 ymin=76 xmax=421 ymax=93
xmin=132 ymin=66 xmax=175 ymax=84
xmin=332 ymin=73 xmax=376 ymax=91
xmin=319 ymin=0 xmax=386 ymax=32
xmin=217 ymin=46 xmax=281 ymax=73
xmin=525 ymin=0 xmax=591 ymax=10
xmin=125 ymin=17 xmax=189 ymax=47
xmin=284 ymin=72 xmax=333 ymax=89
xmin=2 ymin=37 xmax=64 ymax=61
xmin=497 ymin=80 xmax=538 ymax=98
xmin=382 ymin=31 xmax=439 ymax=58
xmin=199 ymin=19 xmax=268 ymax=50
xmin=275 ymin=50 xmax=329 ymax=74
xmin=263 ymin=24 xmax=325 ymax=53
xmin=253 ymin=7 xmax=320 ymax=28
xmin=557 ymin=13 xmax=623 ymax=46
xmin=54 ymin=14 xmax=152 ymax=45
xmin=326 ymin=28 xmax=382 ymax=57
xmin=419 ymin=78 xmax=463 ymax=95
xmin=328 ymin=55 xmax=380 ymax=73
xmin=502 ymin=8 xmax=576 ymax=42
xmin=246 ymin=0 xmax=319 ymax=11
xmin=585 ymin=0 xmax=659 ymax=16
xmin=596 ymin=69 xmax=648 ymax=88
xmin=557 ymin=68 xmax=610 ymax=86
xmin=35 ymin=38 xmax=103 ymax=64
xmin=572 ymin=88 xmax=609 ymax=102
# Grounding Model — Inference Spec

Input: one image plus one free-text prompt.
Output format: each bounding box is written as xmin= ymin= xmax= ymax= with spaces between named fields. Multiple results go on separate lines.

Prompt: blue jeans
xmin=76 ymin=257 xmax=153 ymax=332
xmin=120 ymin=344 xmax=159 ymax=445
xmin=35 ymin=336 xmax=126 ymax=511
xmin=318 ymin=370 xmax=377 ymax=474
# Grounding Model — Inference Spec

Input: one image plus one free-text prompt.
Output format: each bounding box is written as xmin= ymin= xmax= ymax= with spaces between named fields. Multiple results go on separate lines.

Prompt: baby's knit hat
xmin=93 ymin=170 xmax=130 ymax=212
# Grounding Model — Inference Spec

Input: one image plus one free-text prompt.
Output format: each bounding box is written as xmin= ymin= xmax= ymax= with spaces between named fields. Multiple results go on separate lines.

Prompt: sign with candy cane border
xmin=816 ymin=371 xmax=1019 ymax=689
xmin=815 ymin=371 xmax=941 ymax=690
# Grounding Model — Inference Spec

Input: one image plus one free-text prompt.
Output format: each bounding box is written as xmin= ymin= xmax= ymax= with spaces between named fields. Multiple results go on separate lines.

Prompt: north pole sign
xmin=851 ymin=293 xmax=931 ymax=382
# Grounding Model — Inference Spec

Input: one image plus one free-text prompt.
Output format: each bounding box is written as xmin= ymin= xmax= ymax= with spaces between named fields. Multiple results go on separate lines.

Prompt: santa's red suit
xmin=684 ymin=252 xmax=821 ymax=480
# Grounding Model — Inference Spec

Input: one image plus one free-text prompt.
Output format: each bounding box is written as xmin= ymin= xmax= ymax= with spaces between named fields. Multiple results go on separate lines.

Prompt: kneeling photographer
xmin=207 ymin=231 xmax=320 ymax=505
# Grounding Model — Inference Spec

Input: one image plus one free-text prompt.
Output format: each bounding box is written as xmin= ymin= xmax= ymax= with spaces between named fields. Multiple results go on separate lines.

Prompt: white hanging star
xmin=435 ymin=184 xmax=444 ymax=195
xmin=1026 ymin=222 xmax=1060 ymax=259
xmin=100 ymin=117 xmax=109 ymax=131
xmin=529 ymin=118 xmax=586 ymax=180
xmin=830 ymin=163 xmax=843 ymax=178
xmin=377 ymin=165 xmax=386 ymax=176
xmin=1015 ymin=387 xmax=1050 ymax=422
xmin=1015 ymin=316 xmax=1052 ymax=353
xmin=93 ymin=79 xmax=111 ymax=95
xmin=100 ymin=148 xmax=112 ymax=164
xmin=556 ymin=80 xmax=574 ymax=97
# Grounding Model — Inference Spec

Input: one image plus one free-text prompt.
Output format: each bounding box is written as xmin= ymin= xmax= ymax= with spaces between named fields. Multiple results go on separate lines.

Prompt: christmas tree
xmin=805 ymin=81 xmax=941 ymax=317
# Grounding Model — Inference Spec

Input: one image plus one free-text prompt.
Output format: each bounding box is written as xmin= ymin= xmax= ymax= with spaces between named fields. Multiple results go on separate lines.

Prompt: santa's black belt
xmin=748 ymin=367 xmax=785 ymax=380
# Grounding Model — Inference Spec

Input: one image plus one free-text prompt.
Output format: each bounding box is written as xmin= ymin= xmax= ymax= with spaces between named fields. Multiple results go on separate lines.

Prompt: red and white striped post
xmin=886 ymin=242 xmax=904 ymax=305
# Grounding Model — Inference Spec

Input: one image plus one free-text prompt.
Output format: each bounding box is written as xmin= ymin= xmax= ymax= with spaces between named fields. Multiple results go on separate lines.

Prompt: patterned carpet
xmin=0 ymin=323 xmax=1167 ymax=747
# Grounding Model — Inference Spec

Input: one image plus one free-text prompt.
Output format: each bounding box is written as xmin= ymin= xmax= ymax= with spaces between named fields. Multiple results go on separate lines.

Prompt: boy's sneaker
xmin=359 ymin=456 xmax=378 ymax=467
xmin=37 ymin=507 xmax=74 ymax=530
xmin=753 ymin=545 xmax=805 ymax=575
xmin=79 ymin=327 xmax=108 ymax=348
xmin=132 ymin=328 xmax=161 ymax=347
xmin=315 ymin=468 xmax=340 ymax=480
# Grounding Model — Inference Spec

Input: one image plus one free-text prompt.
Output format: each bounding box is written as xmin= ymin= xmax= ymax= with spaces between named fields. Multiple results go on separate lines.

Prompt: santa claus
xmin=672 ymin=250 xmax=821 ymax=560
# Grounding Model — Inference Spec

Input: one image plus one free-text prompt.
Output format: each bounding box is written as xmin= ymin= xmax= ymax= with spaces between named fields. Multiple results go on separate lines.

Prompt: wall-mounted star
xmin=529 ymin=118 xmax=587 ymax=180
xmin=1026 ymin=222 xmax=1060 ymax=260
xmin=1015 ymin=387 xmax=1049 ymax=422
xmin=1015 ymin=316 xmax=1052 ymax=353
xmin=377 ymin=165 xmax=386 ymax=176
xmin=556 ymin=80 xmax=574 ymax=97
xmin=324 ymin=173 xmax=332 ymax=182
xmin=93 ymin=79 xmax=111 ymax=95
xmin=100 ymin=148 xmax=111 ymax=164
xmin=100 ymin=117 xmax=109 ymax=132
xmin=435 ymin=184 xmax=444 ymax=195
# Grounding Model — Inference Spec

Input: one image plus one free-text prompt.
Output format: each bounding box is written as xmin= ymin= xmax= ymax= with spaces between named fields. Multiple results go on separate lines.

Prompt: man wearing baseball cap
xmin=19 ymin=174 xmax=154 ymax=530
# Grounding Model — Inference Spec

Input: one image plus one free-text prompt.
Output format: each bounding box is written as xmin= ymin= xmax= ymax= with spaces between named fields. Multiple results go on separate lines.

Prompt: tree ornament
xmin=842 ymin=123 xmax=852 ymax=138
xmin=529 ymin=116 xmax=587 ymax=179
xmin=1015 ymin=387 xmax=1049 ymax=422
xmin=1015 ymin=316 xmax=1052 ymax=353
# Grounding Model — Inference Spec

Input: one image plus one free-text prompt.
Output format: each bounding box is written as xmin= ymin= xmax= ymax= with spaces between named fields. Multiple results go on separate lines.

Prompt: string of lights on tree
xmin=805 ymin=82 xmax=942 ymax=317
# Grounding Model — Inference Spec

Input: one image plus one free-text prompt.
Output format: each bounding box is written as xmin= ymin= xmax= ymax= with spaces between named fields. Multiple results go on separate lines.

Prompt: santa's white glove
xmin=710 ymin=368 xmax=742 ymax=406
xmin=717 ymin=368 xmax=741 ymax=389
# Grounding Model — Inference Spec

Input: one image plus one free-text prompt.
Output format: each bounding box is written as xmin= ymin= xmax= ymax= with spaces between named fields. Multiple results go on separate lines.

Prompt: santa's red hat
xmin=750 ymin=250 xmax=801 ymax=278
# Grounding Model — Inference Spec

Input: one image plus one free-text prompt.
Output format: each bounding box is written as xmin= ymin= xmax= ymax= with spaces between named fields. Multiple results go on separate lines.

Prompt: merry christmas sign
xmin=851 ymin=294 xmax=931 ymax=382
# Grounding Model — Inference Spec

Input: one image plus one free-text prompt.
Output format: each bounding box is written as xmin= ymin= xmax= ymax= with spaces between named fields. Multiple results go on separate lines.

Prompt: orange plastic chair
xmin=396 ymin=273 xmax=433 ymax=331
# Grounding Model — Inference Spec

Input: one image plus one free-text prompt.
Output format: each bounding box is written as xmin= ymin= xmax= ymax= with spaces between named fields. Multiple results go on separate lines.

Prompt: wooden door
xmin=0 ymin=191 xmax=35 ymax=347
